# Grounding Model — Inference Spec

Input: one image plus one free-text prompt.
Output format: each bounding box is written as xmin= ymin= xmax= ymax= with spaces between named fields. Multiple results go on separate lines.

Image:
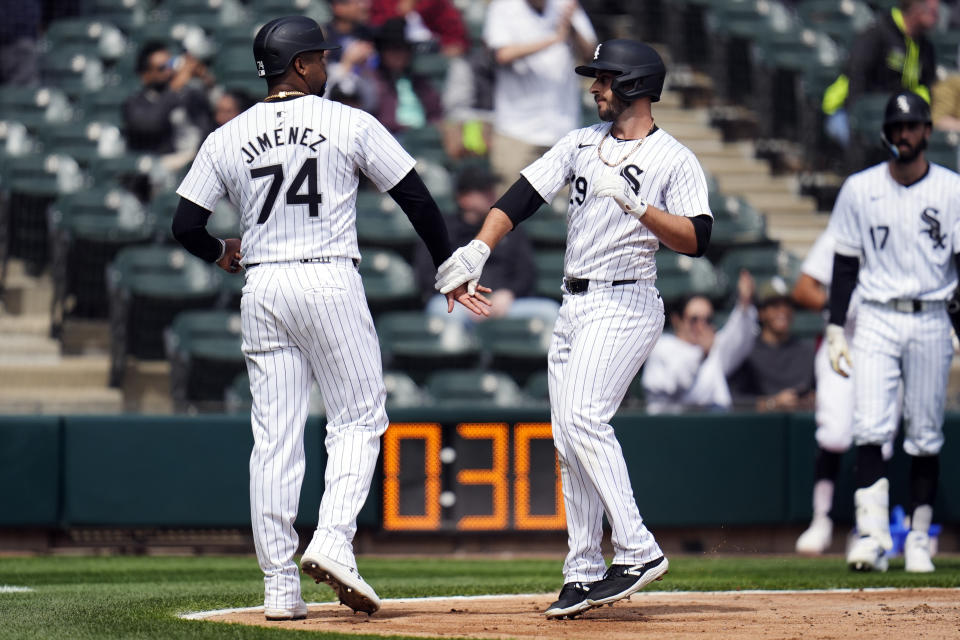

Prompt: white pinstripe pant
xmin=241 ymin=259 xmax=388 ymax=610
xmin=548 ymin=281 xmax=665 ymax=583
xmin=852 ymin=302 xmax=952 ymax=456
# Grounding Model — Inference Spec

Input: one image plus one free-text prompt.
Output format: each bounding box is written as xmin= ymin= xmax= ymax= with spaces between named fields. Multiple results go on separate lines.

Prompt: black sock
xmin=910 ymin=454 xmax=939 ymax=512
xmin=814 ymin=448 xmax=842 ymax=482
xmin=854 ymin=445 xmax=884 ymax=489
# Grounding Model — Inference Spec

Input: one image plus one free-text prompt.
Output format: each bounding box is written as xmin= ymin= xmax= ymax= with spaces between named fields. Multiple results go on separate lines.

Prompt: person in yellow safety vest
xmin=822 ymin=0 xmax=939 ymax=147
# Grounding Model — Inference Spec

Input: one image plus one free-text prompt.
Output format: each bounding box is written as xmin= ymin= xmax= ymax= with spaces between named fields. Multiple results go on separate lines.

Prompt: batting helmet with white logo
xmin=253 ymin=16 xmax=339 ymax=78
xmin=575 ymin=39 xmax=666 ymax=103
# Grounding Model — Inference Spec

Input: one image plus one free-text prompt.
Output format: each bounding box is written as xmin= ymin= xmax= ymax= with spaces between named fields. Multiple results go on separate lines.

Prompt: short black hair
xmin=455 ymin=165 xmax=499 ymax=194
xmin=222 ymin=87 xmax=256 ymax=113
xmin=136 ymin=40 xmax=169 ymax=74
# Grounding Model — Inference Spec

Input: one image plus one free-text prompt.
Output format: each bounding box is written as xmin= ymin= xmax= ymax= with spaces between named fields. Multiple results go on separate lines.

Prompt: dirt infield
xmin=199 ymin=588 xmax=960 ymax=639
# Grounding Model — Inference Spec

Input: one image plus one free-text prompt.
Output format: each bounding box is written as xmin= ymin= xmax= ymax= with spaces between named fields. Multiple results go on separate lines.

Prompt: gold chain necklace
xmin=596 ymin=122 xmax=656 ymax=167
xmin=264 ymin=90 xmax=306 ymax=102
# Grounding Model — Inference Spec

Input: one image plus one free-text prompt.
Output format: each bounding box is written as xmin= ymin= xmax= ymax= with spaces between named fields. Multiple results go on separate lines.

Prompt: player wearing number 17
xmin=171 ymin=15 xmax=489 ymax=622
xmin=436 ymin=39 xmax=713 ymax=618
xmin=826 ymin=90 xmax=960 ymax=573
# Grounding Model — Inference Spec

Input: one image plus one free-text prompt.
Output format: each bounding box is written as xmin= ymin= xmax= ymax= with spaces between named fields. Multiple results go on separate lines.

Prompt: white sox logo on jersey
xmin=620 ymin=164 xmax=643 ymax=195
xmin=920 ymin=207 xmax=947 ymax=249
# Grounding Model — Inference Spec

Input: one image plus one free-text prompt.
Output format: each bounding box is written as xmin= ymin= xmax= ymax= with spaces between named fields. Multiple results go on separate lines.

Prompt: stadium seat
xmin=0 ymin=86 xmax=75 ymax=131
xmin=383 ymin=370 xmax=430 ymax=408
xmin=425 ymin=369 xmax=526 ymax=408
xmin=43 ymin=18 xmax=129 ymax=62
xmin=356 ymin=204 xmax=419 ymax=261
xmin=48 ymin=187 xmax=155 ymax=331
xmin=37 ymin=121 xmax=126 ymax=168
xmin=87 ymin=0 xmax=151 ymax=30
xmin=376 ymin=311 xmax=481 ymax=383
xmin=165 ymin=309 xmax=245 ymax=411
xmin=40 ymin=47 xmax=107 ymax=96
xmin=475 ymin=316 xmax=551 ymax=386
xmin=927 ymin=130 xmax=959 ymax=172
xmin=533 ymin=250 xmax=564 ymax=301
xmin=523 ymin=213 xmax=567 ymax=250
xmin=791 ymin=308 xmax=825 ymax=341
xmin=358 ymin=249 xmax=421 ymax=315
xmin=523 ymin=370 xmax=550 ymax=406
xmin=655 ymin=249 xmax=724 ymax=305
xmin=106 ymin=245 xmax=224 ymax=386
xmin=795 ymin=0 xmax=874 ymax=48
xmin=0 ymin=153 xmax=85 ymax=275
xmin=717 ymin=244 xmax=801 ymax=291
xmin=708 ymin=192 xmax=768 ymax=250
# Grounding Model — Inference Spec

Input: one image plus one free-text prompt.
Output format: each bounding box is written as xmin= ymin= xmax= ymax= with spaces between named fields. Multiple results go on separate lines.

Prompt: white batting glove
xmin=435 ymin=239 xmax=490 ymax=295
xmin=593 ymin=174 xmax=649 ymax=220
xmin=826 ymin=323 xmax=852 ymax=377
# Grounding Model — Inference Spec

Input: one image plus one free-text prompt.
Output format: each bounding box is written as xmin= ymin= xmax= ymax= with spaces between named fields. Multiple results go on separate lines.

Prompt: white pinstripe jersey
xmin=521 ymin=123 xmax=712 ymax=282
xmin=830 ymin=162 xmax=960 ymax=302
xmin=176 ymin=95 xmax=415 ymax=266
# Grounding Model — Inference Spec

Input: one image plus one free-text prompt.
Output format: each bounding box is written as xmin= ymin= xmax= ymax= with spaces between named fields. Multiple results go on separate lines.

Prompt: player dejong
xmin=826 ymin=90 xmax=960 ymax=573
xmin=171 ymin=15 xmax=487 ymax=621
xmin=436 ymin=39 xmax=713 ymax=618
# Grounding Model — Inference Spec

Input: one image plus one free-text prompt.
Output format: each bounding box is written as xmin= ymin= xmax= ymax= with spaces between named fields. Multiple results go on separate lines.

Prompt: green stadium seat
xmin=383 ymin=370 xmax=430 ymax=408
xmin=0 ymin=86 xmax=75 ymax=131
xmin=791 ymin=308 xmax=825 ymax=340
xmin=40 ymin=47 xmax=107 ymax=96
xmin=709 ymin=192 xmax=768 ymax=249
xmin=927 ymin=130 xmax=959 ymax=172
xmin=654 ymin=250 xmax=723 ymax=305
xmin=165 ymin=309 xmax=245 ymax=411
xmin=376 ymin=311 xmax=481 ymax=384
xmin=43 ymin=18 xmax=129 ymax=62
xmin=37 ymin=121 xmax=126 ymax=168
xmin=48 ymin=187 xmax=155 ymax=331
xmin=717 ymin=244 xmax=801 ymax=291
xmin=533 ymin=250 xmax=564 ymax=301
xmin=523 ymin=213 xmax=567 ymax=250
xmin=475 ymin=316 xmax=552 ymax=386
xmin=523 ymin=370 xmax=550 ymax=406
xmin=425 ymin=369 xmax=526 ymax=408
xmin=795 ymin=0 xmax=874 ymax=47
xmin=356 ymin=205 xmax=419 ymax=261
xmin=106 ymin=245 xmax=224 ymax=385
xmin=87 ymin=0 xmax=151 ymax=30
xmin=358 ymin=249 xmax=421 ymax=315
xmin=411 ymin=52 xmax=448 ymax=85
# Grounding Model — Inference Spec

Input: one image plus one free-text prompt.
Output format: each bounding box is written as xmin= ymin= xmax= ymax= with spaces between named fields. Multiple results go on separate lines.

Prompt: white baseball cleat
xmin=300 ymin=552 xmax=381 ymax=615
xmin=846 ymin=535 xmax=889 ymax=572
xmin=796 ymin=516 xmax=833 ymax=555
xmin=265 ymin=599 xmax=308 ymax=621
xmin=904 ymin=530 xmax=935 ymax=573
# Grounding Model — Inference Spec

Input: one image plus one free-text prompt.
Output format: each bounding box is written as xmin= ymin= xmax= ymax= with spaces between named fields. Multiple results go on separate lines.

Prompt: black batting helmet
xmin=253 ymin=16 xmax=339 ymax=78
xmin=882 ymin=90 xmax=932 ymax=134
xmin=575 ymin=39 xmax=666 ymax=103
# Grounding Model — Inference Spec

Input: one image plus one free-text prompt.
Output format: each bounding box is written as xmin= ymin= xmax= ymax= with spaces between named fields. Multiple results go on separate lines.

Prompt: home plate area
xmin=186 ymin=588 xmax=960 ymax=639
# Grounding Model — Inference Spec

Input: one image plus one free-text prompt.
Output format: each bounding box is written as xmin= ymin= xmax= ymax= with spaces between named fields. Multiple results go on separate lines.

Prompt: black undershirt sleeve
xmin=387 ymin=169 xmax=452 ymax=268
xmin=171 ymin=197 xmax=223 ymax=263
xmin=828 ymin=253 xmax=860 ymax=326
xmin=494 ymin=176 xmax=547 ymax=227
xmin=683 ymin=215 xmax=712 ymax=258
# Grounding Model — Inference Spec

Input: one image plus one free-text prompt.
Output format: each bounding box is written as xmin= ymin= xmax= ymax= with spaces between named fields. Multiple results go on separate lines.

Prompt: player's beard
xmin=893 ymin=137 xmax=927 ymax=164
xmin=597 ymin=94 xmax=628 ymax=122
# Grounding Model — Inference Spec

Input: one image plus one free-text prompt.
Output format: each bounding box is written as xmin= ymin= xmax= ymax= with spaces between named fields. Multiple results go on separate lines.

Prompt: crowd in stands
xmin=1 ymin=0 xmax=958 ymax=413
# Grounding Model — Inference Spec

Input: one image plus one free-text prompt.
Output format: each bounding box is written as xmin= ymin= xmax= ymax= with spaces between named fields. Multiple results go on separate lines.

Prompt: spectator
xmin=323 ymin=0 xmax=378 ymax=110
xmin=366 ymin=17 xmax=443 ymax=135
xmin=483 ymin=0 xmax=597 ymax=190
xmin=641 ymin=271 xmax=757 ymax=414
xmin=728 ymin=278 xmax=816 ymax=412
xmin=414 ymin=165 xmax=560 ymax=326
xmin=0 ymin=0 xmax=40 ymax=86
xmin=932 ymin=72 xmax=960 ymax=132
xmin=122 ymin=41 xmax=215 ymax=169
xmin=441 ymin=44 xmax=496 ymax=159
xmin=213 ymin=88 xmax=255 ymax=127
xmin=821 ymin=0 xmax=939 ymax=148
xmin=370 ymin=0 xmax=470 ymax=57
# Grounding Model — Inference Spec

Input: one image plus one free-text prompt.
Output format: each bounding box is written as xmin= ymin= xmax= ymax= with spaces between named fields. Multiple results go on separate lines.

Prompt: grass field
xmin=1 ymin=554 xmax=959 ymax=639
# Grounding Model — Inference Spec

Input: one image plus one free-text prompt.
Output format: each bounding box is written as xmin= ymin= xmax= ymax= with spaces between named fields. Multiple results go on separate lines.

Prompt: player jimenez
xmin=826 ymin=90 xmax=960 ymax=573
xmin=172 ymin=15 xmax=486 ymax=620
xmin=436 ymin=39 xmax=713 ymax=618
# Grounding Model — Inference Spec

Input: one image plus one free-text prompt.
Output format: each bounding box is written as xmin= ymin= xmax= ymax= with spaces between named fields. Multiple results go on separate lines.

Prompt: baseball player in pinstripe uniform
xmin=436 ymin=39 xmax=713 ymax=618
xmin=827 ymin=90 xmax=960 ymax=573
xmin=172 ymin=16 xmax=487 ymax=620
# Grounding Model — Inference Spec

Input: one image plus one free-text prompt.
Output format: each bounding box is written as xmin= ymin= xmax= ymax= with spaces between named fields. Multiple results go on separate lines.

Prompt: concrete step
xmin=122 ymin=359 xmax=173 ymax=414
xmin=655 ymin=107 xmax=711 ymax=126
xmin=716 ymin=174 xmax=799 ymax=196
xmin=745 ymin=193 xmax=818 ymax=214
xmin=700 ymin=155 xmax=770 ymax=177
xmin=1 ymin=273 xmax=53 ymax=316
xmin=0 ymin=334 xmax=61 ymax=363
xmin=0 ymin=312 xmax=50 ymax=336
xmin=0 ymin=387 xmax=123 ymax=414
xmin=61 ymin=318 xmax=111 ymax=355
xmin=656 ymin=121 xmax=723 ymax=143
xmin=0 ymin=355 xmax=110 ymax=389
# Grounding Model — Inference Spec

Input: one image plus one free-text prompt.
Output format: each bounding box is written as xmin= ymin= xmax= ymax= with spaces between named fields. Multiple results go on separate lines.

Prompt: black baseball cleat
xmin=544 ymin=581 xmax=596 ymax=619
xmin=586 ymin=556 xmax=669 ymax=607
